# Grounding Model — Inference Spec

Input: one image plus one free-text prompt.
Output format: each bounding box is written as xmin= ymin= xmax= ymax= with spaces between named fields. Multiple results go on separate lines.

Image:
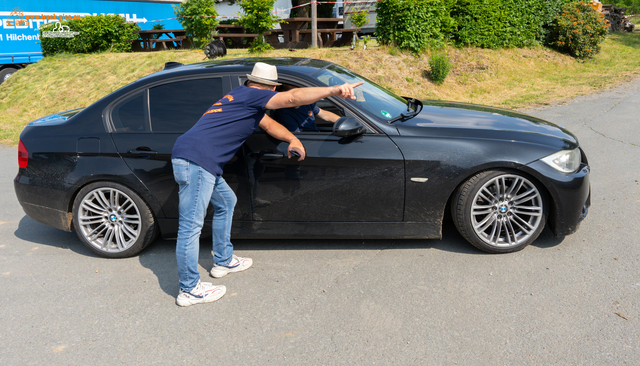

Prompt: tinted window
xmin=312 ymin=65 xmax=410 ymax=122
xmin=149 ymin=78 xmax=224 ymax=132
xmin=112 ymin=92 xmax=148 ymax=132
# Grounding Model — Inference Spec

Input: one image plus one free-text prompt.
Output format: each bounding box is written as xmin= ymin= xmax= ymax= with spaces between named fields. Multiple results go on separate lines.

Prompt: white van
xmin=334 ymin=0 xmax=377 ymax=34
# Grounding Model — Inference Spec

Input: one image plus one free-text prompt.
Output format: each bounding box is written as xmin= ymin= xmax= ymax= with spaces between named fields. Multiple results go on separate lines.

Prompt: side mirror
xmin=333 ymin=117 xmax=365 ymax=137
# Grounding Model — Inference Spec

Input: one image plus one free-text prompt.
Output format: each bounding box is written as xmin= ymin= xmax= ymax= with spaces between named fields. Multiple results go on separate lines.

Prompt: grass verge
xmin=2 ymin=31 xmax=640 ymax=146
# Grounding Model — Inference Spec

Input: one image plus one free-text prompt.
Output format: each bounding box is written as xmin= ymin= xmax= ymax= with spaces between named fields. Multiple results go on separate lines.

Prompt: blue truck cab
xmin=0 ymin=0 xmax=182 ymax=85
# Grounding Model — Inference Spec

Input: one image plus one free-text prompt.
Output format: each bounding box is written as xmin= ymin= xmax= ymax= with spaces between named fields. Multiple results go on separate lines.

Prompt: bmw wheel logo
xmin=499 ymin=206 xmax=508 ymax=213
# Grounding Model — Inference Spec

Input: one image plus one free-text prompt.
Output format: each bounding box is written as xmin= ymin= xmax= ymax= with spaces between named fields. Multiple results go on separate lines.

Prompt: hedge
xmin=376 ymin=0 xmax=455 ymax=53
xmin=376 ymin=0 xmax=577 ymax=51
xmin=39 ymin=15 xmax=139 ymax=56
xmin=451 ymin=0 xmax=575 ymax=48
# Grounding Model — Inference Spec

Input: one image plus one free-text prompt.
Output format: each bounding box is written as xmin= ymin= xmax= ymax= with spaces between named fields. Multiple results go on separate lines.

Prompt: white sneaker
xmin=176 ymin=280 xmax=226 ymax=307
xmin=210 ymin=255 xmax=253 ymax=278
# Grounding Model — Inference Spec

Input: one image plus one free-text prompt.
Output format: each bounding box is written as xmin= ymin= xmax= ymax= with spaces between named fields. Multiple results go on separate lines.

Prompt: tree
xmin=349 ymin=10 xmax=369 ymax=28
xmin=238 ymin=0 xmax=280 ymax=53
xmin=174 ymin=0 xmax=219 ymax=49
xmin=289 ymin=0 xmax=310 ymax=17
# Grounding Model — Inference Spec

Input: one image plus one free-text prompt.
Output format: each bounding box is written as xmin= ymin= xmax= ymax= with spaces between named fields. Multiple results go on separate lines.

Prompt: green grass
xmin=2 ymin=31 xmax=640 ymax=146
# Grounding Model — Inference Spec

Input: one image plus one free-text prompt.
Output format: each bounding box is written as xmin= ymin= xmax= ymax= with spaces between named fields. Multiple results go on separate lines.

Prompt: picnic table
xmin=212 ymin=25 xmax=257 ymax=49
xmin=132 ymin=29 xmax=189 ymax=51
xmin=273 ymin=18 xmax=358 ymax=49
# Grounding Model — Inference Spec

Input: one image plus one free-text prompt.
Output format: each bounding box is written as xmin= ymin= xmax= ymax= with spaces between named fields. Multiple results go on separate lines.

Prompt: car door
xmin=108 ymin=76 xmax=253 ymax=223
xmin=243 ymin=113 xmax=405 ymax=223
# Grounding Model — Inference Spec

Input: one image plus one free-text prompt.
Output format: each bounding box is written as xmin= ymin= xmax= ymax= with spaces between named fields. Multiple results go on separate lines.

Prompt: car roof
xmin=139 ymin=57 xmax=335 ymax=83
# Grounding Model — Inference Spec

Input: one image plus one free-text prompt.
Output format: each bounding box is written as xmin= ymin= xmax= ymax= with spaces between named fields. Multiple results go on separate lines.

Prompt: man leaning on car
xmin=170 ymin=62 xmax=363 ymax=307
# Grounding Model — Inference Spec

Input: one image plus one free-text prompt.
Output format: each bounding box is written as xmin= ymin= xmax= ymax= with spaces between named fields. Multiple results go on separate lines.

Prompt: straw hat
xmin=246 ymin=62 xmax=281 ymax=86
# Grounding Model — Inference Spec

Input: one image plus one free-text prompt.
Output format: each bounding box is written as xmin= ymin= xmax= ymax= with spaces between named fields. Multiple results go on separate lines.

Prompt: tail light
xmin=18 ymin=140 xmax=28 ymax=168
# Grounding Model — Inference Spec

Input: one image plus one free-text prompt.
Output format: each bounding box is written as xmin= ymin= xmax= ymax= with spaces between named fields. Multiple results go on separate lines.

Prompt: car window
xmin=265 ymin=97 xmax=345 ymax=134
xmin=149 ymin=78 xmax=224 ymax=133
xmin=312 ymin=65 xmax=410 ymax=122
xmin=111 ymin=91 xmax=149 ymax=132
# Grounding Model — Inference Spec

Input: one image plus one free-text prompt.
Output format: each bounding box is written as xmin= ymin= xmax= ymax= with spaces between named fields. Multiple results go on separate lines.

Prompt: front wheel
xmin=72 ymin=182 xmax=157 ymax=258
xmin=452 ymin=170 xmax=548 ymax=253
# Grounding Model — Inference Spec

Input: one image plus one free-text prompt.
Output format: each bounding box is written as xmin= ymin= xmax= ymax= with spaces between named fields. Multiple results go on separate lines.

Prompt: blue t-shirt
xmin=272 ymin=103 xmax=321 ymax=132
xmin=172 ymin=85 xmax=277 ymax=176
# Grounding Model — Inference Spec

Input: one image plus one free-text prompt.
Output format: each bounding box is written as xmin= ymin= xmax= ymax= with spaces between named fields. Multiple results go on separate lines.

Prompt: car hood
xmin=395 ymin=100 xmax=578 ymax=148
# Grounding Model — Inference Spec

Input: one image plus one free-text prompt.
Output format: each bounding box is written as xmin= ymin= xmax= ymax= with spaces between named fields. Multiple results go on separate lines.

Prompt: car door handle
xmin=127 ymin=148 xmax=158 ymax=156
xmin=260 ymin=152 xmax=284 ymax=160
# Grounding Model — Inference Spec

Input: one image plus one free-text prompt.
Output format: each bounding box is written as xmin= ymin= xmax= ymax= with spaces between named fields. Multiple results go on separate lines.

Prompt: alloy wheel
xmin=470 ymin=174 xmax=544 ymax=248
xmin=77 ymin=187 xmax=142 ymax=253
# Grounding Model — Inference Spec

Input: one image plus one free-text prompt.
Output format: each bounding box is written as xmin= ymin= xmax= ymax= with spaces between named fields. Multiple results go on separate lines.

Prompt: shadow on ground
xmin=14 ymin=215 xmax=566 ymax=297
xmin=14 ymin=215 xmax=96 ymax=257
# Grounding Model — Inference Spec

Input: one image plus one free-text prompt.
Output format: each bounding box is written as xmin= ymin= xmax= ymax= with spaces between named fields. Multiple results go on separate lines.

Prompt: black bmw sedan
xmin=14 ymin=57 xmax=590 ymax=258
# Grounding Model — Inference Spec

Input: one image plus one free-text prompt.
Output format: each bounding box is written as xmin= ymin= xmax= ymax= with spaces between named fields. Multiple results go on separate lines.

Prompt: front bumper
xmin=521 ymin=161 xmax=590 ymax=237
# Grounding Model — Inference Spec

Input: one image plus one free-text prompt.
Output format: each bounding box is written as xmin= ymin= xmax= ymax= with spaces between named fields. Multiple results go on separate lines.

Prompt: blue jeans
xmin=172 ymin=158 xmax=237 ymax=292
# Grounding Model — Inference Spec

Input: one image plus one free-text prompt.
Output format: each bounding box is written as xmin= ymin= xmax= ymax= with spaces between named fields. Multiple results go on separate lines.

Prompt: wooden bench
xmin=129 ymin=30 xmax=190 ymax=52
xmin=127 ymin=39 xmax=144 ymax=52
xmin=151 ymin=36 xmax=189 ymax=51
xmin=299 ymin=28 xmax=359 ymax=47
xmin=127 ymin=38 xmax=189 ymax=52
xmin=265 ymin=29 xmax=284 ymax=45
xmin=212 ymin=33 xmax=259 ymax=48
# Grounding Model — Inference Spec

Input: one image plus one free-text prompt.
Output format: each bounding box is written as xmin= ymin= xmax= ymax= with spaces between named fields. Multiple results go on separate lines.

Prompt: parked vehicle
xmin=14 ymin=58 xmax=591 ymax=258
xmin=0 ymin=0 xmax=181 ymax=85
xmin=335 ymin=0 xmax=377 ymax=34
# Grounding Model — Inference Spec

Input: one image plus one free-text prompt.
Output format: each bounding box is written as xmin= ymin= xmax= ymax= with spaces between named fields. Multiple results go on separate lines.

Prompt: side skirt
xmin=158 ymin=219 xmax=442 ymax=240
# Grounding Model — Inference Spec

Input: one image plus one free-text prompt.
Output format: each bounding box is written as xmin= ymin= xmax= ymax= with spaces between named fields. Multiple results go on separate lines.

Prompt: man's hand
xmin=287 ymin=138 xmax=306 ymax=161
xmin=332 ymin=82 xmax=364 ymax=100
xmin=259 ymin=115 xmax=306 ymax=161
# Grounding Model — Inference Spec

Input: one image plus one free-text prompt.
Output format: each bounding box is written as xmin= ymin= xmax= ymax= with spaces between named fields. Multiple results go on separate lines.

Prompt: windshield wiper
xmin=387 ymin=98 xmax=423 ymax=124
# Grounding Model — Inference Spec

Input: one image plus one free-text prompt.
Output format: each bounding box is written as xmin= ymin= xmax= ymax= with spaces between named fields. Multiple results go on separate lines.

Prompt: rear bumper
xmin=14 ymin=171 xmax=74 ymax=232
xmin=17 ymin=201 xmax=72 ymax=232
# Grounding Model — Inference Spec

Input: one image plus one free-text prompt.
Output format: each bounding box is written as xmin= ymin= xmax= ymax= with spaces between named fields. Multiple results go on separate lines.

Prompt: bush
xmin=218 ymin=19 xmax=239 ymax=25
xmin=151 ymin=23 xmax=165 ymax=39
xmin=238 ymin=0 xmax=280 ymax=53
xmin=376 ymin=0 xmax=454 ymax=53
xmin=174 ymin=0 xmax=219 ymax=49
xmin=610 ymin=0 xmax=640 ymax=15
xmin=39 ymin=15 xmax=139 ymax=56
xmin=451 ymin=0 xmax=571 ymax=48
xmin=428 ymin=53 xmax=451 ymax=85
xmin=376 ymin=0 xmax=573 ymax=50
xmin=536 ymin=0 xmax=577 ymax=43
xmin=349 ymin=11 xmax=369 ymax=28
xmin=549 ymin=1 xmax=609 ymax=58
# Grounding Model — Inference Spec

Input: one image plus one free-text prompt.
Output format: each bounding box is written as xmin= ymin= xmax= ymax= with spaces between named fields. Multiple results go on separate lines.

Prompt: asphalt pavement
xmin=1 ymin=79 xmax=639 ymax=365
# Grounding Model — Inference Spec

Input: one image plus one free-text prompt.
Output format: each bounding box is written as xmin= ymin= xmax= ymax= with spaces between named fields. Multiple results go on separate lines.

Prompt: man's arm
xmin=265 ymin=82 xmax=364 ymax=110
xmin=316 ymin=108 xmax=341 ymax=123
xmin=258 ymin=114 xmax=306 ymax=161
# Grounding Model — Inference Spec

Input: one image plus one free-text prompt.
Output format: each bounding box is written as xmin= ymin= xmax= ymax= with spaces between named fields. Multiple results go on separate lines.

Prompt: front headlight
xmin=541 ymin=148 xmax=582 ymax=174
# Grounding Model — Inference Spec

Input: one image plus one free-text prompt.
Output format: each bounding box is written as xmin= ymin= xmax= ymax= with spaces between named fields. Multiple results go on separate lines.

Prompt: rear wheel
xmin=72 ymin=182 xmax=157 ymax=258
xmin=0 ymin=67 xmax=18 ymax=84
xmin=452 ymin=170 xmax=547 ymax=253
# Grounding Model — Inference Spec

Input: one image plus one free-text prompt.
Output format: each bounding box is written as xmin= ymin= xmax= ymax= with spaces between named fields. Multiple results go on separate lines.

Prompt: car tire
xmin=452 ymin=170 xmax=548 ymax=253
xmin=72 ymin=182 xmax=157 ymax=258
xmin=0 ymin=67 xmax=18 ymax=84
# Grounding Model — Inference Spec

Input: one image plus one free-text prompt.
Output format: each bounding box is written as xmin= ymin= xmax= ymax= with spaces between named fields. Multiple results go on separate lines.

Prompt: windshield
xmin=311 ymin=65 xmax=410 ymax=121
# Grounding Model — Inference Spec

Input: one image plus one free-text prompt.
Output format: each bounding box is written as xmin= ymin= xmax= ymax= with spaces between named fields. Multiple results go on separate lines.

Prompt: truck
xmin=0 ymin=0 xmax=184 ymax=85
xmin=334 ymin=0 xmax=377 ymax=35
xmin=0 ymin=0 xmax=295 ymax=85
